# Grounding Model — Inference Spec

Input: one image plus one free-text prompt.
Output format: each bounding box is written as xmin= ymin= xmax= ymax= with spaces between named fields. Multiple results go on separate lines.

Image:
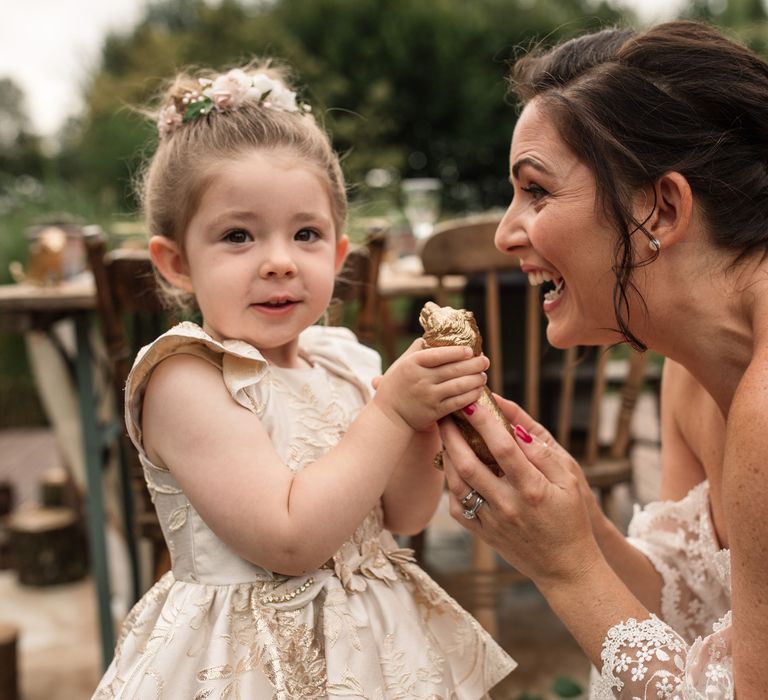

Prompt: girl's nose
xmin=259 ymin=243 xmax=298 ymax=278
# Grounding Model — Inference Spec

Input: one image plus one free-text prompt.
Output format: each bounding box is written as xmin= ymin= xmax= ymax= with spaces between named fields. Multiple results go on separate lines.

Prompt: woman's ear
xmin=148 ymin=235 xmax=194 ymax=294
xmin=642 ymin=171 xmax=694 ymax=249
xmin=334 ymin=234 xmax=350 ymax=273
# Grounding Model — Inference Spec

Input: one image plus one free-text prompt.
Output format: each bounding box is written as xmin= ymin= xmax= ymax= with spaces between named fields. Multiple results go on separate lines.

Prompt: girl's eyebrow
xmin=511 ymin=156 xmax=552 ymax=181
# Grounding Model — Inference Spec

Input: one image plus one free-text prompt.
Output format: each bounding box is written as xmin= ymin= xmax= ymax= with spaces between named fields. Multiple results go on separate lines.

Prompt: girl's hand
xmin=373 ymin=339 xmax=489 ymax=432
xmin=440 ymin=400 xmax=601 ymax=588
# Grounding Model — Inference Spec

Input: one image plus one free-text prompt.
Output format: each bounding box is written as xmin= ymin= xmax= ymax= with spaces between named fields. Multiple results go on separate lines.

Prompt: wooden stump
xmin=7 ymin=507 xmax=88 ymax=586
xmin=0 ymin=623 xmax=19 ymax=700
xmin=39 ymin=467 xmax=70 ymax=509
xmin=0 ymin=482 xmax=13 ymax=571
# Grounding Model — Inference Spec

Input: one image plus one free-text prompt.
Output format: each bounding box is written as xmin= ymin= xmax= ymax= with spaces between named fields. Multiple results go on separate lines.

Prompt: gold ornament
xmin=419 ymin=301 xmax=512 ymax=474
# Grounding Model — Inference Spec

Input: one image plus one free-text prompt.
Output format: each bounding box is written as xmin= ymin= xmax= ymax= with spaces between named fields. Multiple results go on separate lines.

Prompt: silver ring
xmin=463 ymin=496 xmax=485 ymax=520
xmin=460 ymin=489 xmax=478 ymax=506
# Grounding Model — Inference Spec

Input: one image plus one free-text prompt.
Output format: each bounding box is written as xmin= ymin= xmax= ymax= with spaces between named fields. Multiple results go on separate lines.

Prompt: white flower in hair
xmin=204 ymin=68 xmax=252 ymax=109
xmin=159 ymin=67 xmax=310 ymax=139
xmin=248 ymin=73 xmax=299 ymax=112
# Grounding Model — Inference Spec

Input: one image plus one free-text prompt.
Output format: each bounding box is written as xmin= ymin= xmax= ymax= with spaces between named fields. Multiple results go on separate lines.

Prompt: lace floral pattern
xmin=626 ymin=482 xmax=730 ymax=642
xmin=590 ymin=483 xmax=734 ymax=700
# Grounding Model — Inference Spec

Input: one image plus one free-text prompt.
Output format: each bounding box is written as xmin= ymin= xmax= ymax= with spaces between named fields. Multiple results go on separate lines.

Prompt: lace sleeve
xmin=590 ymin=613 xmax=733 ymax=700
xmin=625 ymin=482 xmax=730 ymax=642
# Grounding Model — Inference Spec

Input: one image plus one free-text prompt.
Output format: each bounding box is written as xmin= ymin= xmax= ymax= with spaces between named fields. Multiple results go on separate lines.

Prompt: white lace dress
xmin=590 ymin=481 xmax=733 ymax=699
xmin=92 ymin=322 xmax=516 ymax=699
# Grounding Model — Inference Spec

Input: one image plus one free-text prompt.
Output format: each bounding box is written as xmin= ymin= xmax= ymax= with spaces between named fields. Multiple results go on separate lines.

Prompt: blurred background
xmin=0 ymin=1 xmax=763 ymax=697
xmin=2 ymin=0 xmax=767 ymax=427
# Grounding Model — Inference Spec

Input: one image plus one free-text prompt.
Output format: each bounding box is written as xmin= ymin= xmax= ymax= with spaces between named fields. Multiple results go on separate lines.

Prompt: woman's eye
xmin=521 ymin=183 xmax=548 ymax=200
xmin=295 ymin=228 xmax=320 ymax=242
xmin=224 ymin=229 xmax=250 ymax=244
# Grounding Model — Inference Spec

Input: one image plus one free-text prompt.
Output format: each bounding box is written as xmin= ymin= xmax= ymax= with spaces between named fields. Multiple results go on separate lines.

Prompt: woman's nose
xmin=259 ymin=243 xmax=298 ymax=278
xmin=494 ymin=205 xmax=530 ymax=257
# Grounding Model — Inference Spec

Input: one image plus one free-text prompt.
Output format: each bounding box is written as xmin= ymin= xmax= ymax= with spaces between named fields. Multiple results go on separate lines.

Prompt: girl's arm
xmin=380 ymin=426 xmax=444 ymax=535
xmin=142 ymin=340 xmax=488 ymax=576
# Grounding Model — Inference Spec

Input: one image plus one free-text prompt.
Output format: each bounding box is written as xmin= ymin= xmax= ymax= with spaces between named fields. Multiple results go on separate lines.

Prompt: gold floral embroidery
xmin=93 ymin=326 xmax=516 ymax=699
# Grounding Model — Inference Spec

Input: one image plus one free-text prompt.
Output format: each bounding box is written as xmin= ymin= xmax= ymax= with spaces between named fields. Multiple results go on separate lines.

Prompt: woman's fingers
xmin=440 ymin=407 xmax=530 ymax=498
xmin=493 ymin=393 xmax=556 ymax=446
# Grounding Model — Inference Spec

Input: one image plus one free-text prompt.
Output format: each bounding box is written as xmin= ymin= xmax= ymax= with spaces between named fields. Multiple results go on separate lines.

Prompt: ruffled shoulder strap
xmin=124 ymin=321 xmax=268 ymax=451
xmin=299 ymin=325 xmax=382 ymax=402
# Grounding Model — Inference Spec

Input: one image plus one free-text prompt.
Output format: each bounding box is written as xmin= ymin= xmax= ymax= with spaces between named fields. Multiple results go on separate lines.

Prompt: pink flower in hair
xmin=157 ymin=104 xmax=183 ymax=138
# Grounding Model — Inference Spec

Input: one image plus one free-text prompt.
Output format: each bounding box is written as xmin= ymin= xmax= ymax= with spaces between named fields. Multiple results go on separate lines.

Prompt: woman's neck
xmin=641 ymin=251 xmax=768 ymax=416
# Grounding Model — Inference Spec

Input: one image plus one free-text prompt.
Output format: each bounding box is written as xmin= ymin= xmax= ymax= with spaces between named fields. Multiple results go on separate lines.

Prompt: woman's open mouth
xmin=526 ymin=270 xmax=565 ymax=303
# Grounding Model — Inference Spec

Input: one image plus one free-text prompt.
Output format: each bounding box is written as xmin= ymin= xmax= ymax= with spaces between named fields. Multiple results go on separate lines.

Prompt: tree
xmin=62 ymin=0 xmax=626 ymax=212
xmin=0 ymin=77 xmax=45 ymax=178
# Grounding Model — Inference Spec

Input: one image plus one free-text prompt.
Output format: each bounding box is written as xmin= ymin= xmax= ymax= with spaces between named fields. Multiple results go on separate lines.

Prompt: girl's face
xmin=178 ymin=149 xmax=347 ymax=366
xmin=494 ymin=99 xmax=625 ymax=348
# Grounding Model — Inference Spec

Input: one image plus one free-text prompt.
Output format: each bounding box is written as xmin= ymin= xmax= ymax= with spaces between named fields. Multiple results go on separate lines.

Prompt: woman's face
xmin=495 ymin=99 xmax=625 ymax=348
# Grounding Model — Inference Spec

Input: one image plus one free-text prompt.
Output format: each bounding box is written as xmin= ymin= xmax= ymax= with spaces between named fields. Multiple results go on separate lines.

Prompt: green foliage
xmin=552 ymin=674 xmax=584 ymax=697
xmin=54 ymin=0 xmax=625 ymax=214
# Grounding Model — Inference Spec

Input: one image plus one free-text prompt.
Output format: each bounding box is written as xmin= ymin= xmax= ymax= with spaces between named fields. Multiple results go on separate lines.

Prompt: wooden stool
xmin=7 ymin=507 xmax=88 ymax=586
xmin=0 ymin=623 xmax=19 ymax=700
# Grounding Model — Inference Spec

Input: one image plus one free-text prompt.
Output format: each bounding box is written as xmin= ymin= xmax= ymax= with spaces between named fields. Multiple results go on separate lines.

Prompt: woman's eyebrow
xmin=511 ymin=156 xmax=552 ymax=181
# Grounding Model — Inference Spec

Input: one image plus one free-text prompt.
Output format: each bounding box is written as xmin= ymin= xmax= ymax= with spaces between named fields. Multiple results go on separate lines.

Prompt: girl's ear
xmin=334 ymin=234 xmax=350 ymax=274
xmin=148 ymin=235 xmax=194 ymax=294
xmin=640 ymin=171 xmax=693 ymax=250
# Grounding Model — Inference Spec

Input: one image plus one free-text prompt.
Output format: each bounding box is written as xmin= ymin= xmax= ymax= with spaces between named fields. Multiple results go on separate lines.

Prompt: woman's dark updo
xmin=510 ymin=21 xmax=768 ymax=349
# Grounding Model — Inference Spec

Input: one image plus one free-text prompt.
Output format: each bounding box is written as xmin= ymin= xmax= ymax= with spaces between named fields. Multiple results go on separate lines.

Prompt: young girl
xmin=92 ymin=62 xmax=515 ymax=699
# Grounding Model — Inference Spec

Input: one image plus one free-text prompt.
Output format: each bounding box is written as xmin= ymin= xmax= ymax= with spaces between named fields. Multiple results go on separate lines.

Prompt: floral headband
xmin=157 ymin=69 xmax=311 ymax=139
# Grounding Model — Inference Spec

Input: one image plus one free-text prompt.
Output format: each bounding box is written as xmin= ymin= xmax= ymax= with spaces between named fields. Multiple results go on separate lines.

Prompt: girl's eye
xmin=295 ymin=228 xmax=320 ymax=243
xmin=224 ymin=229 xmax=251 ymax=244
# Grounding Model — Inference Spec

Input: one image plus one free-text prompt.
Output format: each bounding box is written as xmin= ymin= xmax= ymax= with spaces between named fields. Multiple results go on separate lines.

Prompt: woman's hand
xmin=491 ymin=395 xmax=606 ymax=531
xmin=440 ymin=399 xmax=602 ymax=589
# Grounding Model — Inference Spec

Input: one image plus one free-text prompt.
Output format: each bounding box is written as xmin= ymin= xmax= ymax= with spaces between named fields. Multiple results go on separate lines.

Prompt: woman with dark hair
xmin=440 ymin=20 xmax=768 ymax=698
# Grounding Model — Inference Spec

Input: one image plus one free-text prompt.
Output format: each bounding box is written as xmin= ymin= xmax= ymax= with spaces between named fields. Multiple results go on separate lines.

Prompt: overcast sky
xmin=3 ymin=0 xmax=685 ymax=141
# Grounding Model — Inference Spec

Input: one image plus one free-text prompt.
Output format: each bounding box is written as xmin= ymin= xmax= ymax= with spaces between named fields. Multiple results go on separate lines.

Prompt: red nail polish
xmin=514 ymin=424 xmax=533 ymax=443
xmin=462 ymin=404 xmax=476 ymax=416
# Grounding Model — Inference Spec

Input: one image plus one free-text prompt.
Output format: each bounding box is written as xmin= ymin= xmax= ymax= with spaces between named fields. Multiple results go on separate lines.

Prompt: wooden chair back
xmin=329 ymin=225 xmax=388 ymax=347
xmin=83 ymin=226 xmax=172 ymax=596
xmin=419 ymin=213 xmax=650 ymax=632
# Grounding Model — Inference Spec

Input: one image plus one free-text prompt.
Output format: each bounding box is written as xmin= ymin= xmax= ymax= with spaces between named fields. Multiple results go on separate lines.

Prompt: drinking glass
xmin=401 ymin=178 xmax=442 ymax=240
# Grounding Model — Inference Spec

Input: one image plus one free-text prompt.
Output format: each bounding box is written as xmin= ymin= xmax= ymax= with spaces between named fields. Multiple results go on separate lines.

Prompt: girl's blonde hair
xmin=137 ymin=61 xmax=347 ymax=310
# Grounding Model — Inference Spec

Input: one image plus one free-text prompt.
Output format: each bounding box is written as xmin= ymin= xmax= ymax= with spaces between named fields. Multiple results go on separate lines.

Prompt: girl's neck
xmin=200 ymin=321 xmax=308 ymax=369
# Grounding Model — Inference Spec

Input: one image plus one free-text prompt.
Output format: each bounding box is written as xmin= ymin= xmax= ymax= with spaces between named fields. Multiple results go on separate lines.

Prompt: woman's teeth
xmin=544 ymin=278 xmax=565 ymax=302
xmin=527 ymin=271 xmax=565 ymax=302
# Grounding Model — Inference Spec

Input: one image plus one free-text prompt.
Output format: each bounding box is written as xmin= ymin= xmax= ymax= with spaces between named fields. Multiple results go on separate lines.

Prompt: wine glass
xmin=401 ymin=178 xmax=442 ymax=240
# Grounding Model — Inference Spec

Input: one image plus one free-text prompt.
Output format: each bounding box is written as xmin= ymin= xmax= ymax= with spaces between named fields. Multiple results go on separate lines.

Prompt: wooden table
xmin=378 ymin=256 xmax=465 ymax=299
xmin=0 ymin=278 xmax=115 ymax=668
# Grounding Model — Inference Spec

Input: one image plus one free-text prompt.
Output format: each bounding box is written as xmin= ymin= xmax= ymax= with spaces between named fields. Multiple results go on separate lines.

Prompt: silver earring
xmin=648 ymin=237 xmax=661 ymax=252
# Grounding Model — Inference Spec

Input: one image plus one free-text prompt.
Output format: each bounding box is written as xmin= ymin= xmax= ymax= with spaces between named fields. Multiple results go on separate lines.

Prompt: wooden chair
xmin=419 ymin=213 xmax=650 ymax=634
xmin=329 ymin=224 xmax=388 ymax=348
xmin=83 ymin=226 xmax=172 ymax=600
